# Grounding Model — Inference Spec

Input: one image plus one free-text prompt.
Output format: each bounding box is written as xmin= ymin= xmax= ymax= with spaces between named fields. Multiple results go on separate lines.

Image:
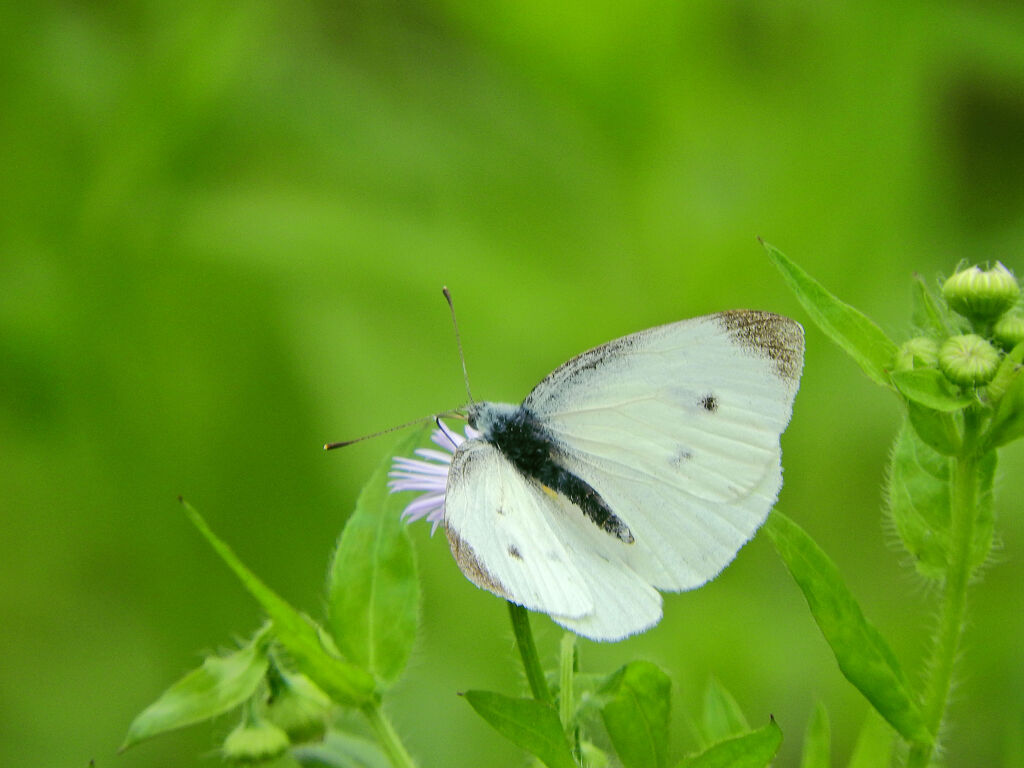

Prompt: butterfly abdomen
xmin=474 ymin=403 xmax=634 ymax=544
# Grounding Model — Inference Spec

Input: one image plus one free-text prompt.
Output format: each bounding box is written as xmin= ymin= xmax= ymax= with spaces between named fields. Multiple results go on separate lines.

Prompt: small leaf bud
xmin=938 ymin=334 xmax=1001 ymax=386
xmin=994 ymin=312 xmax=1024 ymax=350
xmin=264 ymin=672 xmax=329 ymax=744
xmin=895 ymin=337 xmax=940 ymax=371
xmin=942 ymin=262 xmax=1019 ymax=321
xmin=222 ymin=715 xmax=289 ymax=764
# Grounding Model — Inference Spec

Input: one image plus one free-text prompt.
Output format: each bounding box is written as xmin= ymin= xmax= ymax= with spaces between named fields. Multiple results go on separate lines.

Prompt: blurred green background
xmin=3 ymin=1 xmax=1023 ymax=766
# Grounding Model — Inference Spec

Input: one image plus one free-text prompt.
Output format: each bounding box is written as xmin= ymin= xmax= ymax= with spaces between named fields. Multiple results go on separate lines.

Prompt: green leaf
xmin=887 ymin=420 xmax=952 ymax=579
xmin=599 ymin=661 xmax=671 ymax=768
xmin=121 ymin=626 xmax=271 ymax=750
xmin=327 ymin=424 xmax=429 ymax=686
xmin=764 ymin=511 xmax=930 ymax=744
xmin=678 ymin=718 xmax=782 ymax=768
xmin=763 ymin=241 xmax=897 ymax=388
xmin=292 ymin=730 xmax=391 ymax=768
xmin=910 ymin=274 xmax=957 ymax=337
xmin=890 ymin=369 xmax=973 ymax=412
xmin=887 ymin=423 xmax=996 ymax=578
xmin=800 ymin=702 xmax=830 ymax=768
xmin=462 ymin=690 xmax=577 ymax=768
xmin=986 ymin=366 xmax=1024 ymax=449
xmin=180 ymin=500 xmax=378 ymax=707
xmin=846 ymin=710 xmax=893 ymax=768
xmin=694 ymin=677 xmax=749 ymax=749
xmin=906 ymin=401 xmax=960 ymax=456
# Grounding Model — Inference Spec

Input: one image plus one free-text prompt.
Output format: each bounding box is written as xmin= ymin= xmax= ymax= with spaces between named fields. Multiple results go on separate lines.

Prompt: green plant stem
xmin=906 ymin=410 xmax=982 ymax=768
xmin=362 ymin=701 xmax=418 ymax=768
xmin=508 ymin=602 xmax=552 ymax=704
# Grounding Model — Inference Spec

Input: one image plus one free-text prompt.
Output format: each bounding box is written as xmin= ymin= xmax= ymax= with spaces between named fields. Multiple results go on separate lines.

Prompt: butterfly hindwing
xmin=444 ymin=439 xmax=663 ymax=640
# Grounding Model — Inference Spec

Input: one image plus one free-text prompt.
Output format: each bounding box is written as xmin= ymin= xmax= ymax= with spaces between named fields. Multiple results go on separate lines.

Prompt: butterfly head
xmin=466 ymin=401 xmax=519 ymax=439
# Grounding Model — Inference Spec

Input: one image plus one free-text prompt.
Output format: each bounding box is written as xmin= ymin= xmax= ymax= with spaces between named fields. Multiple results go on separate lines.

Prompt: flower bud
xmin=895 ymin=337 xmax=939 ymax=371
xmin=942 ymin=262 xmax=1019 ymax=321
xmin=264 ymin=672 xmax=329 ymax=744
xmin=994 ymin=312 xmax=1024 ymax=349
xmin=938 ymin=334 xmax=1000 ymax=386
xmin=222 ymin=715 xmax=289 ymax=764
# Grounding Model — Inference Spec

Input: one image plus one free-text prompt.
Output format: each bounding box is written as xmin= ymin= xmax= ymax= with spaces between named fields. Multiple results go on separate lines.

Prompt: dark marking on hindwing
xmin=446 ymin=527 xmax=512 ymax=599
xmin=700 ymin=394 xmax=718 ymax=412
xmin=508 ymin=545 xmax=522 ymax=560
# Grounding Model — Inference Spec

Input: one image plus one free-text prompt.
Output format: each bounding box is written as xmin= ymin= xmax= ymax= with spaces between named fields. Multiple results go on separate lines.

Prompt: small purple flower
xmin=388 ymin=421 xmax=478 ymax=534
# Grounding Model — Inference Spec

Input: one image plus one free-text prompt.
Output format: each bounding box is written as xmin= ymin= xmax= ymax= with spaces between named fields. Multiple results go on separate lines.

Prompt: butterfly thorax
xmin=468 ymin=401 xmax=634 ymax=544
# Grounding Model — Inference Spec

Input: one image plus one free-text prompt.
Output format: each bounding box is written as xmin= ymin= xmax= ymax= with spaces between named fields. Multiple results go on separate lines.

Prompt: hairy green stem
xmin=363 ymin=701 xmax=418 ymax=768
xmin=907 ymin=410 xmax=982 ymax=768
xmin=508 ymin=602 xmax=552 ymax=704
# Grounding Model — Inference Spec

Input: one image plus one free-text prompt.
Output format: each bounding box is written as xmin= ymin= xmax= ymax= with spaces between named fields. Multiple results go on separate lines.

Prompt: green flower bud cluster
xmin=912 ymin=262 xmax=1024 ymax=389
xmin=221 ymin=660 xmax=331 ymax=765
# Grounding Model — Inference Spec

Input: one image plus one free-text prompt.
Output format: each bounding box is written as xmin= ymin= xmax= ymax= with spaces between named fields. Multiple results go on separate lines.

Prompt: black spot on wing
xmin=508 ymin=544 xmax=522 ymax=560
xmin=700 ymin=394 xmax=718 ymax=412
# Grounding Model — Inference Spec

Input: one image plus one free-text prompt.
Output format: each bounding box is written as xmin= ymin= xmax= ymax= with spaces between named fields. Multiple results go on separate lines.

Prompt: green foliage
xmin=768 ymin=248 xmax=1024 ymax=768
xmin=800 ymin=702 xmax=830 ymax=768
xmin=121 ymin=625 xmax=271 ymax=750
xmin=693 ymin=678 xmax=750 ymax=749
xmin=762 ymin=241 xmax=898 ymax=388
xmin=327 ymin=426 xmax=428 ymax=687
xmin=292 ymin=732 xmax=392 ymax=768
xmin=764 ymin=511 xmax=929 ymax=744
xmin=677 ymin=718 xmax=782 ymax=768
xmin=845 ymin=711 xmax=894 ymax=768
xmin=462 ymin=691 xmax=577 ymax=768
xmin=181 ymin=500 xmax=379 ymax=707
xmin=598 ymin=661 xmax=671 ymax=768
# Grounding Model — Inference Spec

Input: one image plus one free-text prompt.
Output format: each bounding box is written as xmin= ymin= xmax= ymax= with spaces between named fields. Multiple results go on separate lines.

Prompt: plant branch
xmin=362 ymin=701 xmax=418 ymax=768
xmin=907 ymin=409 xmax=982 ymax=767
xmin=508 ymin=602 xmax=552 ymax=705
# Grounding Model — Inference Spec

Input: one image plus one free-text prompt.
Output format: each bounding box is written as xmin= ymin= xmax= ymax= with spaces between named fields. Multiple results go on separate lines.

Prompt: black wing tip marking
xmin=715 ymin=310 xmax=804 ymax=383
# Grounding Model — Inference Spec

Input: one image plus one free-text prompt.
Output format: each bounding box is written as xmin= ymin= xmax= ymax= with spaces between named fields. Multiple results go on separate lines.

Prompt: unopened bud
xmin=942 ymin=262 xmax=1019 ymax=321
xmin=938 ymin=334 xmax=1000 ymax=386
xmin=222 ymin=716 xmax=289 ymax=764
xmin=994 ymin=312 xmax=1024 ymax=350
xmin=895 ymin=337 xmax=940 ymax=371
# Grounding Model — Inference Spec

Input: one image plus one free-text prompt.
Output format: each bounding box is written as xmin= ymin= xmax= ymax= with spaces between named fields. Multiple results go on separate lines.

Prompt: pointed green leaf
xmin=763 ymin=242 xmax=897 ymax=388
xmin=599 ymin=661 xmax=671 ymax=768
xmin=800 ymin=702 xmax=830 ymax=768
xmin=122 ymin=626 xmax=271 ymax=750
xmin=986 ymin=366 xmax=1024 ymax=449
xmin=910 ymin=275 xmax=958 ymax=337
xmin=695 ymin=677 xmax=749 ymax=749
xmin=180 ymin=500 xmax=377 ymax=707
xmin=846 ymin=710 xmax=893 ymax=768
xmin=887 ymin=420 xmax=952 ymax=579
xmin=327 ymin=425 xmax=429 ymax=686
xmin=906 ymin=401 xmax=960 ymax=456
xmin=764 ymin=511 xmax=930 ymax=744
xmin=678 ymin=718 xmax=782 ymax=768
xmin=462 ymin=690 xmax=577 ymax=768
xmin=887 ymin=424 xmax=996 ymax=578
xmin=890 ymin=369 xmax=972 ymax=412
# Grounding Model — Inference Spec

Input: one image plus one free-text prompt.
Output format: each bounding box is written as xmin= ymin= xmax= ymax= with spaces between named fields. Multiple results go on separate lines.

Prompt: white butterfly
xmin=441 ymin=310 xmax=804 ymax=642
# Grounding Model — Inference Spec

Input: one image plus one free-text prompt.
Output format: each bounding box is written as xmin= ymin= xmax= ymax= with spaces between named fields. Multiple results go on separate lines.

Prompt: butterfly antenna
xmin=324 ymin=408 xmax=466 ymax=450
xmin=443 ymin=286 xmax=474 ymax=404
